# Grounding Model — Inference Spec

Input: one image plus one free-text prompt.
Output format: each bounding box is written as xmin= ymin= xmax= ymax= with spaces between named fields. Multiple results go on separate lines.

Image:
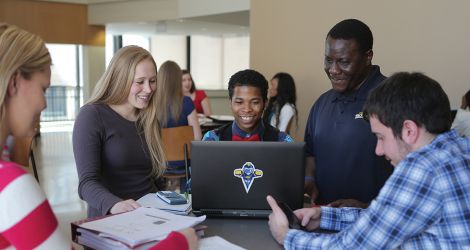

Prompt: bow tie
xmin=232 ymin=134 xmax=261 ymax=141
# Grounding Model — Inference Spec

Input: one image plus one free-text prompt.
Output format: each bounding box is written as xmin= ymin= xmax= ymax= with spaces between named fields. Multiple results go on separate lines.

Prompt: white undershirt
xmin=452 ymin=108 xmax=470 ymax=137
xmin=269 ymin=103 xmax=295 ymax=132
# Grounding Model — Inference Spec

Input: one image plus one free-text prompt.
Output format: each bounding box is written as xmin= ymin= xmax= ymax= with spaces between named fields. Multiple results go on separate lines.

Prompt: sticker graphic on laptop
xmin=233 ymin=162 xmax=263 ymax=193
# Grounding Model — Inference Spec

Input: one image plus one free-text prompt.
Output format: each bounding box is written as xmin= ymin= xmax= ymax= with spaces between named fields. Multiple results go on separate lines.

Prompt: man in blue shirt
xmin=304 ymin=19 xmax=393 ymax=208
xmin=203 ymin=69 xmax=292 ymax=142
xmin=267 ymin=72 xmax=470 ymax=249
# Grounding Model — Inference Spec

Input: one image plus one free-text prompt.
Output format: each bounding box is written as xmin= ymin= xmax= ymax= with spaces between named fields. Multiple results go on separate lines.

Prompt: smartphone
xmin=277 ymin=201 xmax=304 ymax=230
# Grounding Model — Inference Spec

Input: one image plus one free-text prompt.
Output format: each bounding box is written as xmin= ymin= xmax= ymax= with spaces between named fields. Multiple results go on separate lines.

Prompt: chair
xmin=10 ymin=136 xmax=39 ymax=183
xmin=161 ymin=126 xmax=194 ymax=191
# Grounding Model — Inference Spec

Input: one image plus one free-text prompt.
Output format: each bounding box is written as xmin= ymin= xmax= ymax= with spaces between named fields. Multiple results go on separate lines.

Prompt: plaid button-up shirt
xmin=285 ymin=130 xmax=470 ymax=249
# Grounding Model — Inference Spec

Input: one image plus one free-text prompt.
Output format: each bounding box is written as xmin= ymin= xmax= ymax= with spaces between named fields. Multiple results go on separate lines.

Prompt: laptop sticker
xmin=233 ymin=162 xmax=263 ymax=193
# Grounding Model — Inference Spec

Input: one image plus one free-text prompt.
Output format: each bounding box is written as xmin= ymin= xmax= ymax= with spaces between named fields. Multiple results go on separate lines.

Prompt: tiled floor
xmin=33 ymin=123 xmax=85 ymax=249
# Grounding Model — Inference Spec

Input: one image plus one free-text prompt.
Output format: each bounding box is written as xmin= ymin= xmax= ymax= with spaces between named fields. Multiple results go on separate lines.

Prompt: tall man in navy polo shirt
xmin=304 ymin=19 xmax=393 ymax=208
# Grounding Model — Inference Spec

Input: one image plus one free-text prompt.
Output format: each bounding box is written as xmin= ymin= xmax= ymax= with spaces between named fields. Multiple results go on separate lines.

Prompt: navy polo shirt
xmin=304 ymin=65 xmax=393 ymax=204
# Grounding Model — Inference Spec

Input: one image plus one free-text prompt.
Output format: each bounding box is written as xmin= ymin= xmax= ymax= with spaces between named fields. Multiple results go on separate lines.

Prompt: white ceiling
xmin=106 ymin=11 xmax=249 ymax=36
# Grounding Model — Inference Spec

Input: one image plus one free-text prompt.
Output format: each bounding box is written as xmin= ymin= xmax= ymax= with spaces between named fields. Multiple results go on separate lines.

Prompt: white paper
xmin=77 ymin=228 xmax=156 ymax=250
xmin=199 ymin=236 xmax=246 ymax=250
xmin=80 ymin=207 xmax=205 ymax=247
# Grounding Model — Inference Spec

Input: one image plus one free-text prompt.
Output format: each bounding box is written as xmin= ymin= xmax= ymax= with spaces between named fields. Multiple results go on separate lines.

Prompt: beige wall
xmin=82 ymin=46 xmax=106 ymax=102
xmin=250 ymin=0 xmax=470 ymax=140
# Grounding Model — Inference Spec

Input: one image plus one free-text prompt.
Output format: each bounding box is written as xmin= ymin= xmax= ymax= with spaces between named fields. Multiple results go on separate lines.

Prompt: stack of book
xmin=137 ymin=192 xmax=192 ymax=215
xmin=71 ymin=207 xmax=205 ymax=250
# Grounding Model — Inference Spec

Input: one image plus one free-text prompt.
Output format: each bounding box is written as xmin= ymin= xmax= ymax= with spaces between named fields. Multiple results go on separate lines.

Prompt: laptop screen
xmin=190 ymin=141 xmax=305 ymax=217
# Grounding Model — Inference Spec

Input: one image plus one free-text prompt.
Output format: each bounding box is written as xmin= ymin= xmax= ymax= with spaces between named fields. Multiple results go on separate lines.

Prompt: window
xmin=122 ymin=34 xmax=150 ymax=50
xmin=105 ymin=34 xmax=150 ymax=66
xmin=222 ymin=36 xmax=250 ymax=89
xmin=150 ymin=35 xmax=187 ymax=69
xmin=190 ymin=35 xmax=223 ymax=90
xmin=42 ymin=44 xmax=81 ymax=121
xmin=190 ymin=35 xmax=249 ymax=89
xmin=106 ymin=34 xmax=249 ymax=90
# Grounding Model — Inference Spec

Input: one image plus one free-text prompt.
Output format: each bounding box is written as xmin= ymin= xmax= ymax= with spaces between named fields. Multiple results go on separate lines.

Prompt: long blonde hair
xmin=155 ymin=60 xmax=183 ymax=127
xmin=87 ymin=45 xmax=166 ymax=176
xmin=0 ymin=23 xmax=51 ymax=131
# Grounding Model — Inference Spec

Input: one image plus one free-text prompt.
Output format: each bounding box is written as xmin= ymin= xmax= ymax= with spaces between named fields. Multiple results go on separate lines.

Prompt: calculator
xmin=156 ymin=191 xmax=188 ymax=205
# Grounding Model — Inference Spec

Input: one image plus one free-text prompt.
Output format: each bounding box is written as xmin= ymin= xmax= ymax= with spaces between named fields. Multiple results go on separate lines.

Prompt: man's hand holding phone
xmin=277 ymin=201 xmax=305 ymax=230
xmin=266 ymin=195 xmax=291 ymax=245
xmin=293 ymin=207 xmax=321 ymax=231
xmin=267 ymin=195 xmax=322 ymax=245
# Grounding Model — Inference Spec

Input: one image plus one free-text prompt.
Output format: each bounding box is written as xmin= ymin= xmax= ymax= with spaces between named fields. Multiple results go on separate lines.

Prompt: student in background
xmin=263 ymin=72 xmax=298 ymax=134
xmin=73 ymin=46 xmax=198 ymax=249
xmin=0 ymin=22 xmax=70 ymax=250
xmin=203 ymin=69 xmax=293 ymax=142
xmin=182 ymin=70 xmax=212 ymax=116
xmin=451 ymin=89 xmax=470 ymax=137
xmin=156 ymin=61 xmax=202 ymax=191
xmin=157 ymin=63 xmax=202 ymax=140
xmin=267 ymin=72 xmax=470 ymax=249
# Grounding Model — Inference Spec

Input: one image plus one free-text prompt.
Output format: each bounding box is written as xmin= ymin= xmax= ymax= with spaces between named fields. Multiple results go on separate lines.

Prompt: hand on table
xmin=328 ymin=199 xmax=368 ymax=208
xmin=293 ymin=207 xmax=321 ymax=231
xmin=110 ymin=199 xmax=141 ymax=214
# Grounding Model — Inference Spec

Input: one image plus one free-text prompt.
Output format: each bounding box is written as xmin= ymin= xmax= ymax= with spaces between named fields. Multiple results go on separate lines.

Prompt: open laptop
xmin=190 ymin=141 xmax=305 ymax=218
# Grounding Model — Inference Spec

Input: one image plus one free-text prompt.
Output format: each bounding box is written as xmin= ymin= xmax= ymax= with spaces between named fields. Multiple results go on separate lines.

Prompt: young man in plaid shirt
xmin=267 ymin=72 xmax=470 ymax=249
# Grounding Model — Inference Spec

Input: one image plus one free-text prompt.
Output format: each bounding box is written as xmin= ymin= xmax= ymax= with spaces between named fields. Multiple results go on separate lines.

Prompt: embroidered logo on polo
xmin=233 ymin=162 xmax=263 ymax=193
xmin=355 ymin=112 xmax=363 ymax=119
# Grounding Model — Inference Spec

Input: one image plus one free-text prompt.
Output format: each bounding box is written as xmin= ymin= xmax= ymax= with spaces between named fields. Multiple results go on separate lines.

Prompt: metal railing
xmin=41 ymin=86 xmax=82 ymax=122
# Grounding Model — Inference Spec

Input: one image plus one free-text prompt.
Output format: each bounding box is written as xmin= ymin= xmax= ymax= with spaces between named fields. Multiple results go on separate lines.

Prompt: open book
xmin=72 ymin=207 xmax=205 ymax=249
